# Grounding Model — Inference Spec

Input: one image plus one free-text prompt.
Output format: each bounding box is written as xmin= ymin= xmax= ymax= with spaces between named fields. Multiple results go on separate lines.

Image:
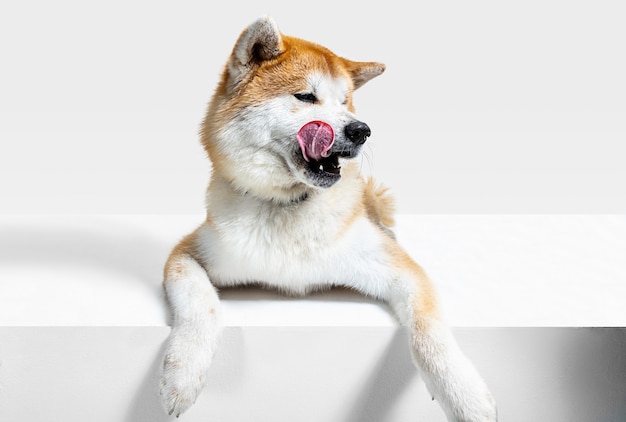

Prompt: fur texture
xmin=160 ymin=16 xmax=497 ymax=421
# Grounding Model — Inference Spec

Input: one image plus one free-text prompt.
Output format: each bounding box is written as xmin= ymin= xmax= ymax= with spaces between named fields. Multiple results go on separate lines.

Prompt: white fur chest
xmin=197 ymin=184 xmax=389 ymax=294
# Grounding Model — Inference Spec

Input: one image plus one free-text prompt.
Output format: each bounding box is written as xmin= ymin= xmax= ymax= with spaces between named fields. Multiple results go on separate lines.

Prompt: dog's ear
xmin=227 ymin=16 xmax=284 ymax=90
xmin=345 ymin=60 xmax=386 ymax=90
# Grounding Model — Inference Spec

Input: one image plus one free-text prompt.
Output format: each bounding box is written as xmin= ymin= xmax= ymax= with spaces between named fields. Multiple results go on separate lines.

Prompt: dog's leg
xmin=379 ymin=240 xmax=497 ymax=422
xmin=159 ymin=232 xmax=222 ymax=417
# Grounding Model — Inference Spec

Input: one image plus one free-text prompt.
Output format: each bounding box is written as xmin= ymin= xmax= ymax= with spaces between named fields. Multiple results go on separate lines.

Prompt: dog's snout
xmin=344 ymin=121 xmax=371 ymax=145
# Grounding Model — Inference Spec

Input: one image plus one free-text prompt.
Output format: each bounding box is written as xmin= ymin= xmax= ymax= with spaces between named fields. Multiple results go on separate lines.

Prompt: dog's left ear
xmin=227 ymin=16 xmax=284 ymax=90
xmin=345 ymin=60 xmax=386 ymax=90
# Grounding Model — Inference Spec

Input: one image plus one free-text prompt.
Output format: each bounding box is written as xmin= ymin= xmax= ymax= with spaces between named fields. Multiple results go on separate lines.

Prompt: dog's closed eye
xmin=294 ymin=92 xmax=317 ymax=103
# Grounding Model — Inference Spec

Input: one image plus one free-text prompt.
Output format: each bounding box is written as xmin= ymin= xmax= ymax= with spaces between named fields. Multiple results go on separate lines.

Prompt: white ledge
xmin=1 ymin=214 xmax=625 ymax=327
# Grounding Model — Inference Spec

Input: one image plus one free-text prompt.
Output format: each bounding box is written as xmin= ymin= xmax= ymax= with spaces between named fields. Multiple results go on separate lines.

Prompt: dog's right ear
xmin=227 ymin=16 xmax=284 ymax=91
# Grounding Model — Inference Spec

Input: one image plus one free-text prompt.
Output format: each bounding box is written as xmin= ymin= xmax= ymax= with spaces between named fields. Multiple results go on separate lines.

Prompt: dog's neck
xmin=209 ymin=174 xmax=313 ymax=208
xmin=287 ymin=191 xmax=309 ymax=204
xmin=241 ymin=189 xmax=310 ymax=206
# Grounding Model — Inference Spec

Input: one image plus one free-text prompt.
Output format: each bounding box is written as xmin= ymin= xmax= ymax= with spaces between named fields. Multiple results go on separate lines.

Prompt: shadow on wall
xmin=454 ymin=327 xmax=626 ymax=422
xmin=563 ymin=328 xmax=626 ymax=421
xmin=345 ymin=328 xmax=417 ymax=422
xmin=0 ymin=217 xmax=170 ymax=294
xmin=124 ymin=335 xmax=172 ymax=422
xmin=0 ymin=216 xmax=182 ymax=322
xmin=0 ymin=218 xmax=177 ymax=420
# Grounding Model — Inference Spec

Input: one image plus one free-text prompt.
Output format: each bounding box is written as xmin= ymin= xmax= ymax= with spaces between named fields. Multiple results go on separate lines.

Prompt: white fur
xmin=160 ymin=256 xmax=223 ymax=416
xmin=160 ymin=16 xmax=497 ymax=421
xmin=163 ymin=177 xmax=497 ymax=420
xmin=307 ymin=71 xmax=350 ymax=107
xmin=215 ymin=72 xmax=357 ymax=200
xmin=202 ymin=178 xmax=390 ymax=295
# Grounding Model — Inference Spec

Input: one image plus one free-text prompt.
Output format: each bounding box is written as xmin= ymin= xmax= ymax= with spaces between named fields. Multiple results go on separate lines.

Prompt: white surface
xmin=2 ymin=214 xmax=625 ymax=420
xmin=1 ymin=327 xmax=624 ymax=422
xmin=1 ymin=214 xmax=625 ymax=327
xmin=1 ymin=1 xmax=625 ymax=214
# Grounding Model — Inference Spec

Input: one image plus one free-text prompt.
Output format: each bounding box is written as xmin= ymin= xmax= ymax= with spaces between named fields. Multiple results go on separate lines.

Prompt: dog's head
xmin=202 ymin=16 xmax=384 ymax=202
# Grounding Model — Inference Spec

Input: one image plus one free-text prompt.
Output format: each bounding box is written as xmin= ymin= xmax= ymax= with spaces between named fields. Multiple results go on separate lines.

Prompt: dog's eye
xmin=294 ymin=93 xmax=317 ymax=103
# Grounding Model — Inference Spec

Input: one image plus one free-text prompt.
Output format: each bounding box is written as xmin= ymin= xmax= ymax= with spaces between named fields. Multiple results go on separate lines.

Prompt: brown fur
xmin=363 ymin=178 xmax=396 ymax=229
xmin=383 ymin=238 xmax=440 ymax=320
xmin=200 ymin=34 xmax=383 ymax=170
xmin=163 ymin=229 xmax=201 ymax=282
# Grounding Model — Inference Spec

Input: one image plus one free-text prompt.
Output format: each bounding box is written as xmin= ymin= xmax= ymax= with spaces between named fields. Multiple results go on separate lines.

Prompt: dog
xmin=159 ymin=16 xmax=497 ymax=421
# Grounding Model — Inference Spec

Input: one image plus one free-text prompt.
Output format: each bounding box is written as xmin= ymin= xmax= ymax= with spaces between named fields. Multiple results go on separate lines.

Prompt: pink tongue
xmin=296 ymin=120 xmax=335 ymax=162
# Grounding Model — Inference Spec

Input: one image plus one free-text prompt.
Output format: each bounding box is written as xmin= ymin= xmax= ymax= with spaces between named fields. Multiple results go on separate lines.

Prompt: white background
xmin=1 ymin=0 xmax=625 ymax=214
xmin=2 ymin=4 xmax=626 ymax=419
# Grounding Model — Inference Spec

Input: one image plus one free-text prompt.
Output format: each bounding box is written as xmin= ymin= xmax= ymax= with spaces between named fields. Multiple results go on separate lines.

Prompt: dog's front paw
xmin=159 ymin=327 xmax=215 ymax=417
xmin=447 ymin=381 xmax=498 ymax=422
xmin=159 ymin=353 xmax=207 ymax=417
xmin=460 ymin=393 xmax=497 ymax=422
xmin=432 ymin=356 xmax=497 ymax=422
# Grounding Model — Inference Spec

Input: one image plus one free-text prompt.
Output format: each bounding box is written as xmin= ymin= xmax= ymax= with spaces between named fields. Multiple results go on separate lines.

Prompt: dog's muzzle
xmin=296 ymin=119 xmax=372 ymax=188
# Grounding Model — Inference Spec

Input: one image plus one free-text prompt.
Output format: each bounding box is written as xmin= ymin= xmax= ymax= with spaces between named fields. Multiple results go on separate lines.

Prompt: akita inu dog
xmin=160 ymin=16 xmax=497 ymax=421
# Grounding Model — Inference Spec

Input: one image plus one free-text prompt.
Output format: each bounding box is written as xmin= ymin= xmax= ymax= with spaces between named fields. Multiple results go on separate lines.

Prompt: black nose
xmin=344 ymin=121 xmax=371 ymax=145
